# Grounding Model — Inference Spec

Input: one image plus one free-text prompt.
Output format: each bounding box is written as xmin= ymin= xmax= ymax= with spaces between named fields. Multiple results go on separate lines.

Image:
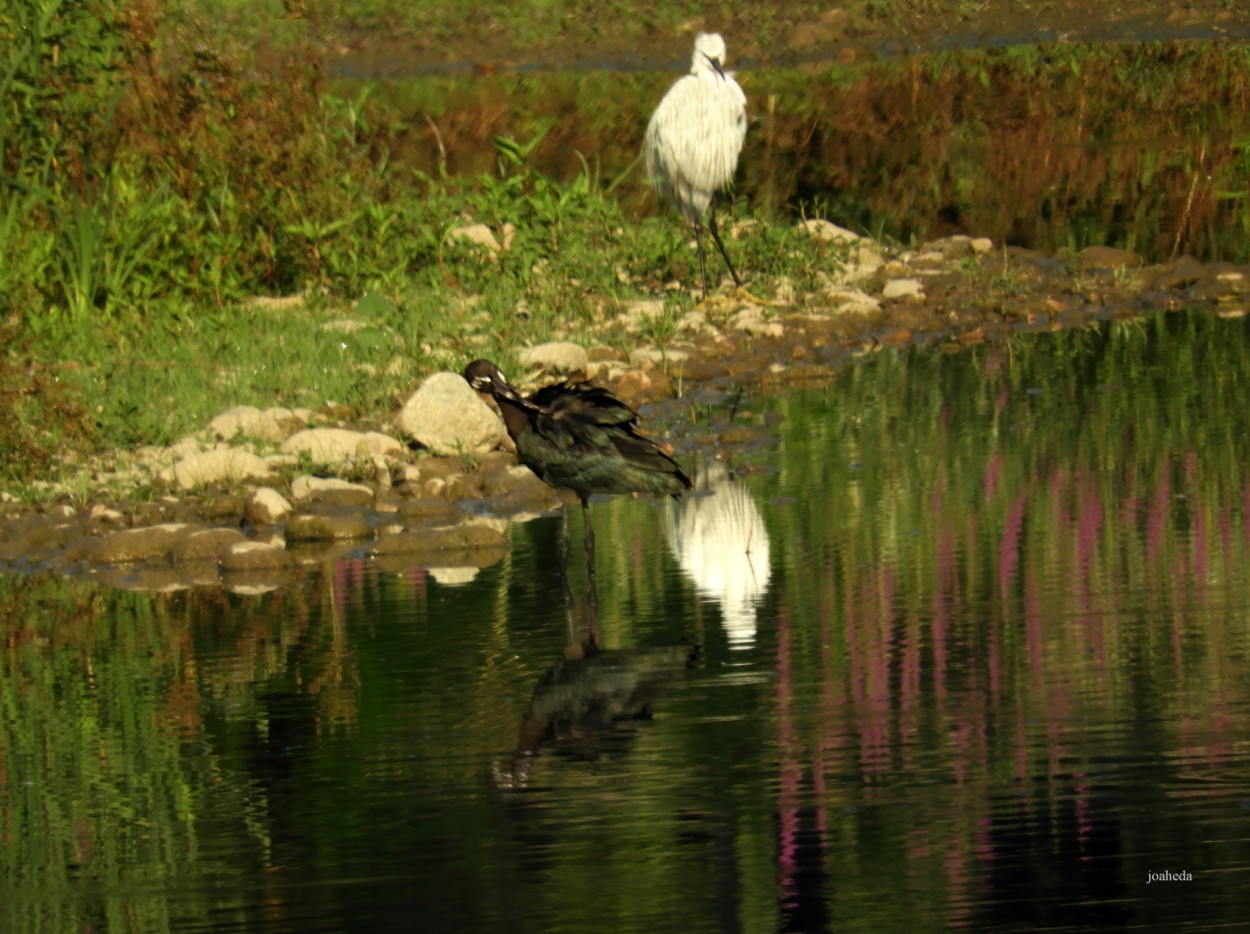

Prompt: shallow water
xmin=4 ymin=310 xmax=1250 ymax=931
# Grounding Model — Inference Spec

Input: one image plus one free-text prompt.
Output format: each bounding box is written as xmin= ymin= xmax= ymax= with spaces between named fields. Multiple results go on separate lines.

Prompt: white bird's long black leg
xmin=707 ymin=205 xmax=743 ymax=288
xmin=693 ymin=224 xmax=711 ymax=299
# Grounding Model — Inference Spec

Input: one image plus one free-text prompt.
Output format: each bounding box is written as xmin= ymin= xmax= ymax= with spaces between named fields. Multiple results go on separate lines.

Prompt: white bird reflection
xmin=665 ymin=460 xmax=771 ymax=649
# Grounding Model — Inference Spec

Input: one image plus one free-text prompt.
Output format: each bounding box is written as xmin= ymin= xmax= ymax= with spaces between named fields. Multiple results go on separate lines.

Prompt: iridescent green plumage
xmin=463 ymin=360 xmax=690 ymax=502
xmin=463 ymin=359 xmax=691 ymax=581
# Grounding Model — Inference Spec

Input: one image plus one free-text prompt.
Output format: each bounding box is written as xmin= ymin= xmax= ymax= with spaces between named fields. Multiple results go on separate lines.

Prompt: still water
xmin=4 ymin=310 xmax=1250 ymax=931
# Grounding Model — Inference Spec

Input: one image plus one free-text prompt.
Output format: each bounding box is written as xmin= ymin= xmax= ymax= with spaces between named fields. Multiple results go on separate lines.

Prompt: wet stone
xmin=287 ymin=540 xmax=360 ymax=567
xmin=396 ymin=496 xmax=463 ymax=525
xmin=173 ymin=562 xmax=225 ymax=589
xmin=284 ymin=513 xmax=374 ymax=543
xmin=614 ymin=368 xmax=675 ymax=406
xmin=370 ymin=523 xmax=511 ymax=565
xmin=96 ymin=566 xmax=193 ymax=593
xmin=1188 ymin=275 xmax=1248 ymax=301
xmin=666 ymin=357 xmax=728 ymax=382
xmin=486 ymin=484 xmax=562 ymax=518
xmin=245 ymin=487 xmax=293 ymax=527
xmin=0 ymin=520 xmax=78 ymax=563
xmin=220 ymin=567 xmax=297 ymax=595
xmin=291 ymin=476 xmax=374 ymax=508
xmin=477 ymin=459 xmax=543 ymax=497
xmin=220 ymin=540 xmax=298 ymax=572
xmin=1142 ymin=257 xmax=1207 ymax=291
xmin=81 ymin=524 xmax=190 ymax=565
xmin=422 ymin=472 xmax=486 ymax=502
xmin=171 ymin=528 xmax=249 ymax=564
xmin=199 ymin=494 xmax=248 ymax=522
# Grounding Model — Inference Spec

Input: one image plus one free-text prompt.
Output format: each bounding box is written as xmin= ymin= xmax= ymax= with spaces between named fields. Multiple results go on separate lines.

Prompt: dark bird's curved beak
xmin=703 ymin=53 xmax=725 ymax=79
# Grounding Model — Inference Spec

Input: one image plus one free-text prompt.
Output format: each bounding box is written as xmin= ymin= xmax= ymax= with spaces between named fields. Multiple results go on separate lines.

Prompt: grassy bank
xmin=4 ymin=1 xmax=1250 ymax=496
xmin=1 ymin=0 xmax=852 ymax=492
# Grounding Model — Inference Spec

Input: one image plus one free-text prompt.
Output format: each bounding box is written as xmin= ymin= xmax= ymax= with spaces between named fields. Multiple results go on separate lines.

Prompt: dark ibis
xmin=463 ymin=360 xmax=691 ymax=579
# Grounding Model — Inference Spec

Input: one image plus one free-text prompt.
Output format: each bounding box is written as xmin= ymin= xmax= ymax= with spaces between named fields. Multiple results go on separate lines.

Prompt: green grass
xmin=5 ymin=1 xmax=1250 ymax=497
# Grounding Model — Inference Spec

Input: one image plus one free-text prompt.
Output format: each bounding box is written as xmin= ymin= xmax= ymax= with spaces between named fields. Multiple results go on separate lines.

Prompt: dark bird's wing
xmin=527 ymin=382 xmax=691 ymax=495
xmin=530 ymin=382 xmax=637 ymax=448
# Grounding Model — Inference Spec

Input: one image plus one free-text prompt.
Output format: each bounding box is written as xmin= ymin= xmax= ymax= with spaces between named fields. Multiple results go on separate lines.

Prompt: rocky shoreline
xmin=3 ymin=223 xmax=1246 ymax=592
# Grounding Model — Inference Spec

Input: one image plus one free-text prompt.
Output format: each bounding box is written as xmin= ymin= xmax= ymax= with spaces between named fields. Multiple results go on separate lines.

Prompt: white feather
xmin=644 ymin=33 xmax=747 ymax=226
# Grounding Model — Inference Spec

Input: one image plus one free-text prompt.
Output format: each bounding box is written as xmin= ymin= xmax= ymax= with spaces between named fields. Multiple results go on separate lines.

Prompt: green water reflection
xmin=3 ymin=310 xmax=1250 ymax=930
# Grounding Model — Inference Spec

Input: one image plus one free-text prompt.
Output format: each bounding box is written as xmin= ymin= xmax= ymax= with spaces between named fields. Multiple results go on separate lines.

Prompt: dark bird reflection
xmin=664 ymin=459 xmax=772 ymax=649
xmin=492 ymin=575 xmax=698 ymax=789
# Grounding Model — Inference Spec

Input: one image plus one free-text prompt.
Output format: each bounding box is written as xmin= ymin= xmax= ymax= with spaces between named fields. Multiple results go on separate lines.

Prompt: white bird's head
xmin=691 ymin=33 xmax=728 ymax=77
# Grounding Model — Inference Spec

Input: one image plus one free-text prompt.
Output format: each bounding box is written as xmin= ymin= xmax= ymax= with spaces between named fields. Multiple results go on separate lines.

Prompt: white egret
xmin=644 ymin=32 xmax=747 ymax=297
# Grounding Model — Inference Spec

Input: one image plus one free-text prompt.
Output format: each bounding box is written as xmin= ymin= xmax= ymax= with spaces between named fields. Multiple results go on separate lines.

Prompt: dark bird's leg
xmin=580 ymin=494 xmax=598 ymax=614
xmin=706 ymin=204 xmax=743 ymax=288
xmin=560 ymin=504 xmax=575 ymax=622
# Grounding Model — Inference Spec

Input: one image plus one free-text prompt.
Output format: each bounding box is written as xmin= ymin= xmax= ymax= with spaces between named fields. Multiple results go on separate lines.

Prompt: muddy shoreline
xmin=2 ymin=231 xmax=1245 ymax=592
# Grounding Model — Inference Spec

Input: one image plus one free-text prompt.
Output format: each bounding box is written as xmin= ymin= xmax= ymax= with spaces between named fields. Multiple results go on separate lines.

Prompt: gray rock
xmin=285 ymin=513 xmax=374 ymax=542
xmin=164 ymin=449 xmax=277 ymax=490
xmin=396 ymin=496 xmax=464 ymax=525
xmin=82 ymin=523 xmax=189 ymax=565
xmin=800 ymin=219 xmax=861 ymax=243
xmin=171 ymin=528 xmax=248 ymax=564
xmin=245 ymin=487 xmax=293 ymax=527
xmin=447 ymin=222 xmax=500 ymax=252
xmin=291 ymin=475 xmax=374 ymax=506
xmin=220 ymin=540 xmax=298 ymax=571
xmin=370 ymin=524 xmax=511 ymax=571
xmin=446 ymin=222 xmax=514 ymax=254
xmin=630 ymin=347 xmax=690 ymax=367
xmin=517 ymin=341 xmax=589 ymax=376
xmin=917 ymin=235 xmax=992 ymax=259
xmin=818 ymin=285 xmax=881 ymax=316
xmin=616 ymin=299 xmax=670 ymax=334
xmin=397 ymin=371 xmax=508 ymax=456
xmin=209 ymin=405 xmax=302 ymax=443
xmin=882 ymin=278 xmax=925 ymax=300
xmin=372 ymin=523 xmax=508 ymax=554
xmin=730 ymin=309 xmax=784 ymax=337
xmin=96 ymin=567 xmax=193 ymax=593
xmin=280 ymin=428 xmax=403 ymax=463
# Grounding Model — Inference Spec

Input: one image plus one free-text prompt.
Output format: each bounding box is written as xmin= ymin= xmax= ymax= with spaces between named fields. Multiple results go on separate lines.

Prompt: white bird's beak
xmin=704 ymin=53 xmax=725 ymax=78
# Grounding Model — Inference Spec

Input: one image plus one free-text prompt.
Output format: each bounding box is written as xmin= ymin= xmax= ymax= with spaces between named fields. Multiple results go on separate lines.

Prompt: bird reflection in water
xmin=664 ymin=459 xmax=772 ymax=649
xmin=492 ymin=576 xmax=698 ymax=789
